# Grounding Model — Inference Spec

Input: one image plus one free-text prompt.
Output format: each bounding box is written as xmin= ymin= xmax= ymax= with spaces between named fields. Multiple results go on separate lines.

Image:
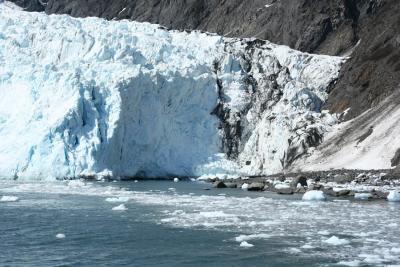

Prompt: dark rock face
xmin=291 ymin=175 xmax=308 ymax=187
xmin=325 ymin=0 xmax=400 ymax=120
xmin=9 ymin=0 xmax=45 ymax=11
xmin=391 ymin=149 xmax=400 ymax=167
xmin=213 ymin=181 xmax=227 ymax=188
xmin=334 ymin=174 xmax=353 ymax=184
xmin=276 ymin=187 xmax=294 ymax=195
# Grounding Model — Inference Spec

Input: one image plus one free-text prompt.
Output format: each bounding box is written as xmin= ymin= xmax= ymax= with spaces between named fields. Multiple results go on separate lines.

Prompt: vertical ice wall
xmin=0 ymin=4 xmax=343 ymax=180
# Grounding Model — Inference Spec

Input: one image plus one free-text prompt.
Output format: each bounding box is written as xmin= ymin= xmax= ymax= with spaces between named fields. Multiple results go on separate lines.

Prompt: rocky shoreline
xmin=202 ymin=168 xmax=400 ymax=201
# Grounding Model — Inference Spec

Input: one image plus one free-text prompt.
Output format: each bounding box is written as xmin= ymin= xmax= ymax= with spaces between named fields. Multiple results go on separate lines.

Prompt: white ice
xmin=56 ymin=233 xmax=66 ymax=239
xmin=112 ymin=204 xmax=127 ymax=211
xmin=0 ymin=3 xmax=342 ymax=180
xmin=0 ymin=195 xmax=19 ymax=202
xmin=239 ymin=241 xmax=254 ymax=248
xmin=323 ymin=236 xmax=350 ymax=246
xmin=302 ymin=190 xmax=326 ymax=201
xmin=388 ymin=191 xmax=400 ymax=202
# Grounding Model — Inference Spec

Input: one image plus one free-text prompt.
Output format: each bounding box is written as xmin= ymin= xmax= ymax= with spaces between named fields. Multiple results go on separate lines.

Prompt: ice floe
xmin=0 ymin=195 xmax=19 ymax=202
xmin=302 ymin=190 xmax=326 ymax=201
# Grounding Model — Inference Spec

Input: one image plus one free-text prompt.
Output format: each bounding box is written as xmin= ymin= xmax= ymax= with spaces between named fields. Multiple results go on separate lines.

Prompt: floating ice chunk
xmin=0 ymin=195 xmax=19 ymax=202
xmin=289 ymin=248 xmax=302 ymax=253
xmin=56 ymin=233 xmax=66 ymax=239
xmin=112 ymin=204 xmax=127 ymax=211
xmin=239 ymin=241 xmax=254 ymax=248
xmin=173 ymin=178 xmax=180 ymax=183
xmin=134 ymin=180 xmax=139 ymax=183
xmin=241 ymin=183 xmax=249 ymax=190
xmin=97 ymin=169 xmax=113 ymax=180
xmin=302 ymin=190 xmax=326 ymax=201
xmin=235 ymin=233 xmax=270 ymax=242
xmin=301 ymin=244 xmax=315 ymax=249
xmin=337 ymin=260 xmax=361 ymax=267
xmin=391 ymin=248 xmax=400 ymax=254
xmin=67 ymin=180 xmax=86 ymax=187
xmin=105 ymin=197 xmax=130 ymax=203
xmin=318 ymin=230 xmax=330 ymax=236
xmin=323 ymin=236 xmax=350 ymax=246
xmin=354 ymin=193 xmax=372 ymax=200
xmin=274 ymin=183 xmax=290 ymax=190
xmin=387 ymin=191 xmax=400 ymax=202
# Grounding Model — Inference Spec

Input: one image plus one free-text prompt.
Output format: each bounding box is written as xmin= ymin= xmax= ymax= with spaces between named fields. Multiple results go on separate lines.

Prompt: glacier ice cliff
xmin=0 ymin=4 xmax=343 ymax=180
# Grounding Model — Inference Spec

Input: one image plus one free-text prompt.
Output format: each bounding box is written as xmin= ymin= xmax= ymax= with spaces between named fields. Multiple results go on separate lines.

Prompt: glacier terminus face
xmin=0 ymin=4 xmax=343 ymax=180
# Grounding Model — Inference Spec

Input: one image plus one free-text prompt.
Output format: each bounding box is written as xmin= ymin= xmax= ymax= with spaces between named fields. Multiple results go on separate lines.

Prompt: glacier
xmin=0 ymin=4 xmax=343 ymax=180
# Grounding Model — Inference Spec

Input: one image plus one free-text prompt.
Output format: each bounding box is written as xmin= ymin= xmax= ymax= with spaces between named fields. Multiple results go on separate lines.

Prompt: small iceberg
xmin=0 ymin=196 xmax=19 ymax=202
xmin=354 ymin=193 xmax=372 ymax=200
xmin=105 ymin=197 xmax=130 ymax=203
xmin=387 ymin=191 xmax=400 ymax=202
xmin=302 ymin=190 xmax=326 ymax=201
xmin=239 ymin=241 xmax=254 ymax=248
xmin=56 ymin=233 xmax=66 ymax=239
xmin=112 ymin=204 xmax=127 ymax=211
xmin=323 ymin=236 xmax=350 ymax=246
xmin=173 ymin=178 xmax=180 ymax=183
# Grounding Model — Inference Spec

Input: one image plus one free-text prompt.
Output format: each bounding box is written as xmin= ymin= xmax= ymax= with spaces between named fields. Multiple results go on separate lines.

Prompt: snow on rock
xmin=323 ymin=236 xmax=350 ymax=246
xmin=0 ymin=195 xmax=19 ymax=202
xmin=0 ymin=3 xmax=343 ymax=180
xmin=112 ymin=204 xmax=127 ymax=211
xmin=241 ymin=183 xmax=249 ymax=190
xmin=302 ymin=190 xmax=326 ymax=201
xmin=387 ymin=191 xmax=400 ymax=202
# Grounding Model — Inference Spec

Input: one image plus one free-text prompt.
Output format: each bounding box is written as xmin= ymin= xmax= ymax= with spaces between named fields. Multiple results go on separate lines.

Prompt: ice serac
xmin=0 ymin=4 xmax=343 ymax=180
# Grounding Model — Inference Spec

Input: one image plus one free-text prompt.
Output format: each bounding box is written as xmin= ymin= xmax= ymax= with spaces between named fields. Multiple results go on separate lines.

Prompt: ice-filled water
xmin=1 ymin=180 xmax=400 ymax=266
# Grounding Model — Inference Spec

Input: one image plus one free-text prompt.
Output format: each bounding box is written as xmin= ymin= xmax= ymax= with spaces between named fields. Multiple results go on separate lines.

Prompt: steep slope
xmin=292 ymin=89 xmax=400 ymax=171
xmin=0 ymin=4 xmax=342 ymax=180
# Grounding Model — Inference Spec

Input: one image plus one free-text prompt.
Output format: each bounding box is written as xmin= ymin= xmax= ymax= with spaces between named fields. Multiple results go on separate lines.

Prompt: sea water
xmin=0 ymin=180 xmax=399 ymax=266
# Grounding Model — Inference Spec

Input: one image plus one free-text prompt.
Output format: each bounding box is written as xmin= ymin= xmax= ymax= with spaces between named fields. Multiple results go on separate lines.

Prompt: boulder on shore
xmin=334 ymin=174 xmax=352 ymax=184
xmin=291 ymin=175 xmax=308 ymax=187
xmin=213 ymin=181 xmax=227 ymax=188
xmin=276 ymin=187 xmax=294 ymax=195
xmin=247 ymin=182 xmax=265 ymax=191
